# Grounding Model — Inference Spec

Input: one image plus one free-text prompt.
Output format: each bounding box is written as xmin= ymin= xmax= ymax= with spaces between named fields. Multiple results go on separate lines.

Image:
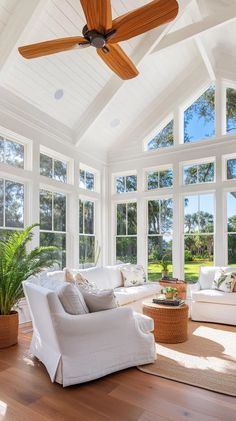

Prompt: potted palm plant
xmin=159 ymin=255 xmax=171 ymax=278
xmin=0 ymin=224 xmax=57 ymax=349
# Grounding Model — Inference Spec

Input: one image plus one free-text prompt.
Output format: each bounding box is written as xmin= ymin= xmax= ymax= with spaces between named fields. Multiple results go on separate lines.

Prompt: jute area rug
xmin=138 ymin=321 xmax=236 ymax=396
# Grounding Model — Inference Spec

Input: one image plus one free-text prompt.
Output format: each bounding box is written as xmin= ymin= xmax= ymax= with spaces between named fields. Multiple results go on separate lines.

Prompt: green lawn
xmin=148 ymin=260 xmax=213 ymax=283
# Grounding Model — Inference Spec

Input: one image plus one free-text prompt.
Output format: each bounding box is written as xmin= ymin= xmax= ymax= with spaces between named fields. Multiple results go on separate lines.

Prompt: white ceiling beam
xmin=74 ymin=0 xmax=191 ymax=147
xmin=194 ymin=36 xmax=215 ymax=80
xmin=0 ymin=0 xmax=49 ymax=77
xmin=151 ymin=5 xmax=236 ymax=54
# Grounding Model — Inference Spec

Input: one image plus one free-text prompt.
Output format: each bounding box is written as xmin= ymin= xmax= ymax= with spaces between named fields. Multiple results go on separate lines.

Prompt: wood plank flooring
xmin=0 ymin=323 xmax=235 ymax=421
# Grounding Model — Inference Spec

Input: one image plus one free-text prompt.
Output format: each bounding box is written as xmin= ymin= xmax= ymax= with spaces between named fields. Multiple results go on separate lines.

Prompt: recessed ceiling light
xmin=54 ymin=89 xmax=64 ymax=100
xmin=110 ymin=118 xmax=120 ymax=128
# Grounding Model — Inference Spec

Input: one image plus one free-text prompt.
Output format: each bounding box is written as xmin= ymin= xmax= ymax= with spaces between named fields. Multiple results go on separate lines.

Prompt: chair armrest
xmin=187 ymin=282 xmax=201 ymax=297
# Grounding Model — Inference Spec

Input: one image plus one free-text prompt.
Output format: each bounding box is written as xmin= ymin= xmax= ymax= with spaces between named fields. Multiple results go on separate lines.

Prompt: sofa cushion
xmin=58 ymin=283 xmax=89 ymax=314
xmin=115 ymin=282 xmax=161 ymax=306
xmin=192 ymin=289 xmax=236 ymax=305
xmin=77 ymin=267 xmax=110 ymax=289
xmin=198 ymin=267 xmax=220 ymax=290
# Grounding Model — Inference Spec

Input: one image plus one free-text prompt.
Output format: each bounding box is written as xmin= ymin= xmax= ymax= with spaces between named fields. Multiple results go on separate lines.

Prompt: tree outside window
xmin=116 ymin=202 xmax=137 ymax=263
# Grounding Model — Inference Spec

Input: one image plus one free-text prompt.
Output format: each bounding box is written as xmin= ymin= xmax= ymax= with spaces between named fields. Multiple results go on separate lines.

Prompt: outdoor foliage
xmin=0 ymin=224 xmax=57 ymax=315
xmin=147 ymin=120 xmax=174 ymax=150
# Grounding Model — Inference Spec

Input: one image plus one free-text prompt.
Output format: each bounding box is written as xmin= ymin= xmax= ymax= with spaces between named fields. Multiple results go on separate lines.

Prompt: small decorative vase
xmin=165 ymin=292 xmax=175 ymax=299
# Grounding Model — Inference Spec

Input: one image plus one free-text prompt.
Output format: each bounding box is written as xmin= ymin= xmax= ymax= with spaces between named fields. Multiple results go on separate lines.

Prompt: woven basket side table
xmin=143 ymin=301 xmax=188 ymax=344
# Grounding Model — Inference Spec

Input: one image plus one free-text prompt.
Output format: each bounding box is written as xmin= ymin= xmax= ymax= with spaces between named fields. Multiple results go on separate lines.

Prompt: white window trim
xmin=0 ymin=176 xmax=25 ymax=231
xmin=112 ymin=171 xmax=137 ymax=195
xmin=222 ymin=153 xmax=236 ymax=181
xmin=225 ymin=188 xmax=236 ymax=265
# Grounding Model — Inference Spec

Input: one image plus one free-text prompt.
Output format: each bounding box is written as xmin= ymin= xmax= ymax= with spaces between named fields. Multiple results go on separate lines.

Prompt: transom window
xmin=146 ymin=168 xmax=173 ymax=190
xmin=0 ymin=178 xmax=24 ymax=235
xmin=227 ymin=192 xmax=236 ymax=266
xmin=40 ymin=189 xmax=66 ymax=268
xmin=146 ymin=120 xmax=174 ymax=150
xmin=184 ymin=85 xmax=215 ymax=143
xmin=79 ymin=199 xmax=95 ymax=266
xmin=40 ymin=153 xmax=67 ymax=183
xmin=184 ymin=193 xmax=214 ymax=282
xmin=226 ymin=158 xmax=236 ymax=180
xmin=115 ymin=174 xmax=137 ymax=194
xmin=183 ymin=161 xmax=215 ymax=185
xmin=226 ymin=87 xmax=236 ymax=134
xmin=80 ymin=169 xmax=95 ymax=191
xmin=147 ymin=199 xmax=173 ymax=280
xmin=116 ymin=202 xmax=137 ymax=263
xmin=0 ymin=136 xmax=24 ymax=168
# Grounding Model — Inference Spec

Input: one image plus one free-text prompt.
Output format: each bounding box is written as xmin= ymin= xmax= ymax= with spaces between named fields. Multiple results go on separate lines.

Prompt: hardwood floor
xmin=0 ymin=324 xmax=235 ymax=421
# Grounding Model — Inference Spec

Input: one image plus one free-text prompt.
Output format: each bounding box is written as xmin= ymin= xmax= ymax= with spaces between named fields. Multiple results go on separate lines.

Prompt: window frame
xmin=0 ymin=125 xmax=32 ymax=171
xmin=222 ymin=153 xmax=236 ymax=181
xmin=113 ymin=171 xmax=137 ymax=195
xmin=0 ymin=176 xmax=25 ymax=232
xmin=40 ymin=145 xmax=74 ymax=185
xmin=143 ymin=115 xmax=174 ymax=152
xmin=181 ymin=157 xmax=216 ymax=186
xmin=114 ymin=199 xmax=137 ymax=264
xmin=79 ymin=197 xmax=96 ymax=265
xmin=144 ymin=165 xmax=173 ymax=191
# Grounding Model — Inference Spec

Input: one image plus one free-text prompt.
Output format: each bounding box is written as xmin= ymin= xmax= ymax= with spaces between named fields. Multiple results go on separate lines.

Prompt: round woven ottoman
xmin=143 ymin=301 xmax=189 ymax=344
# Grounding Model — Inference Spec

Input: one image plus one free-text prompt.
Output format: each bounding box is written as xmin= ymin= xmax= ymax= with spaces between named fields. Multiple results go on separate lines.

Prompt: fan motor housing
xmin=83 ymin=28 xmax=106 ymax=48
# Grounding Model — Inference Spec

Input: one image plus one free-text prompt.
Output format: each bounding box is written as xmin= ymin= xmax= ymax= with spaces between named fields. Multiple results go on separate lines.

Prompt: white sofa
xmin=191 ymin=266 xmax=236 ymax=325
xmin=23 ymin=275 xmax=156 ymax=386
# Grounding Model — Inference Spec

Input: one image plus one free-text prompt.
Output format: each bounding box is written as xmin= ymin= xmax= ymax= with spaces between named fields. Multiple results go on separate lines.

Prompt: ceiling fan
xmin=18 ymin=0 xmax=179 ymax=80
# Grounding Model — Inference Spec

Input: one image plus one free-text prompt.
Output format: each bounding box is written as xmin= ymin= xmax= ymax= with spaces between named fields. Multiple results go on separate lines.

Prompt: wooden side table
xmin=159 ymin=280 xmax=187 ymax=300
xmin=143 ymin=301 xmax=189 ymax=344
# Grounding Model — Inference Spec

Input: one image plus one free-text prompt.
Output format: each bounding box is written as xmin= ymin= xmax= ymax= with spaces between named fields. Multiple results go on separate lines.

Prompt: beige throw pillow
xmin=121 ymin=265 xmax=147 ymax=287
xmin=79 ymin=288 xmax=118 ymax=312
xmin=58 ymin=283 xmax=89 ymax=315
xmin=64 ymin=268 xmax=94 ymax=289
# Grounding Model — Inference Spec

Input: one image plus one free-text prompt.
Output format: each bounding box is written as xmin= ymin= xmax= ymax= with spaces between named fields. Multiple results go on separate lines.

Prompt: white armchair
xmin=23 ymin=280 xmax=156 ymax=387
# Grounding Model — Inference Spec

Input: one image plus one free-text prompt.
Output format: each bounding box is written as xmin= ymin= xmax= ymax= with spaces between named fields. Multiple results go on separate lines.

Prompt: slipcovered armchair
xmin=23 ymin=280 xmax=156 ymax=387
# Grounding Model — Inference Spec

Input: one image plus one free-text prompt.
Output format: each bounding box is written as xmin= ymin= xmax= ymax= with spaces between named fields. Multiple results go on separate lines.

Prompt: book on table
xmin=152 ymin=298 xmax=185 ymax=306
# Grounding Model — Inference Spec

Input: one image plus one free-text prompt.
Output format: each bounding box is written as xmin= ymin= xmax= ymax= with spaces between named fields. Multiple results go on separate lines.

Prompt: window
xmin=226 ymin=158 xmax=236 ymax=180
xmin=40 ymin=153 xmax=67 ymax=183
xmin=0 ymin=136 xmax=24 ymax=168
xmin=184 ymin=86 xmax=215 ymax=142
xmin=116 ymin=202 xmax=137 ymax=263
xmin=79 ymin=200 xmax=95 ymax=266
xmin=226 ymin=87 xmax=236 ymax=134
xmin=147 ymin=120 xmax=174 ymax=150
xmin=0 ymin=178 xmax=24 ymax=238
xmin=183 ymin=161 xmax=215 ymax=185
xmin=227 ymin=192 xmax=236 ymax=266
xmin=40 ymin=190 xmax=66 ymax=268
xmin=146 ymin=168 xmax=173 ymax=190
xmin=116 ymin=175 xmax=137 ymax=193
xmin=184 ymin=194 xmax=214 ymax=282
xmin=147 ymin=199 xmax=173 ymax=281
xmin=80 ymin=169 xmax=95 ymax=191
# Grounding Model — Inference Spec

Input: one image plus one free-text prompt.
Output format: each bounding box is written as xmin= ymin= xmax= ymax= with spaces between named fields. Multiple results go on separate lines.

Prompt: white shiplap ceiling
xmin=0 ymin=0 xmax=236 ymax=160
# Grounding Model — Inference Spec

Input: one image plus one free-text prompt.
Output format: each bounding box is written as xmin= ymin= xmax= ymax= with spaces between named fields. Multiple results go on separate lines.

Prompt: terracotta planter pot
xmin=0 ymin=311 xmax=18 ymax=349
xmin=165 ymin=292 xmax=176 ymax=299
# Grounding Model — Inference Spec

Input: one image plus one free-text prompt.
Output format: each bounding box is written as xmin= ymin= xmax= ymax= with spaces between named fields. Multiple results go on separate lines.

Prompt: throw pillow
xmin=212 ymin=269 xmax=236 ymax=293
xmin=121 ymin=265 xmax=147 ymax=287
xmin=64 ymin=268 xmax=94 ymax=289
xmin=58 ymin=282 xmax=89 ymax=315
xmin=79 ymin=288 xmax=118 ymax=312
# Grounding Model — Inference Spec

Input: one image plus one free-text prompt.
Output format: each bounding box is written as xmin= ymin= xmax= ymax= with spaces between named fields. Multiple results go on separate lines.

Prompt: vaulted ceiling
xmin=0 ymin=0 xmax=236 ymax=161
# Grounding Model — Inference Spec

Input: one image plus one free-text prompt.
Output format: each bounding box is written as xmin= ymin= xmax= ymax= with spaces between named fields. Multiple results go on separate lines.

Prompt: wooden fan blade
xmin=97 ymin=44 xmax=138 ymax=80
xmin=80 ymin=0 xmax=112 ymax=33
xmin=108 ymin=0 xmax=179 ymax=44
xmin=18 ymin=37 xmax=89 ymax=59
